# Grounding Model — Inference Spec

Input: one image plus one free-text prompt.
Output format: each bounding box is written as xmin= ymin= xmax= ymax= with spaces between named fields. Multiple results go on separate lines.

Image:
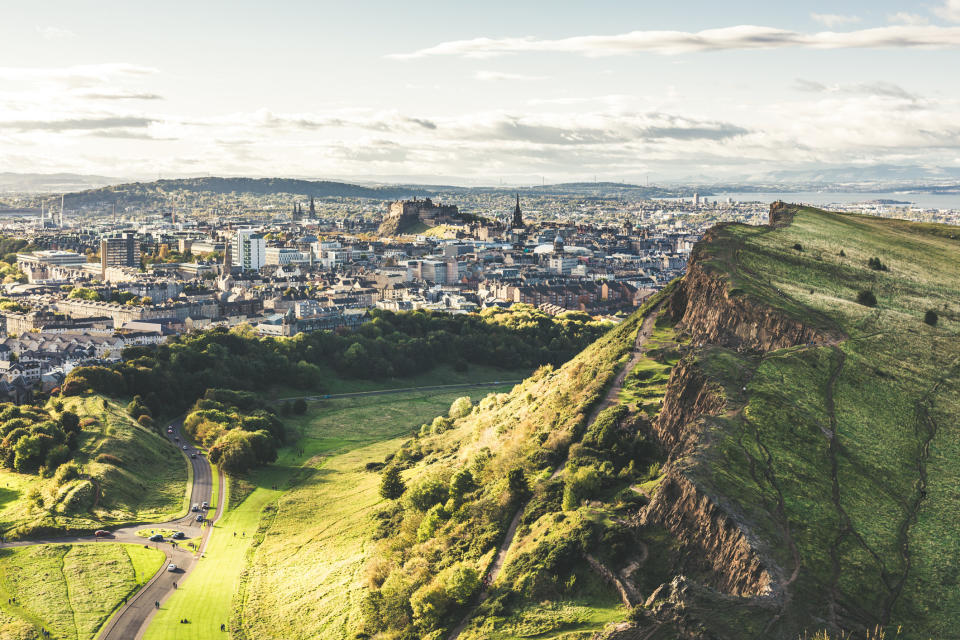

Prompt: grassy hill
xmin=0 ymin=396 xmax=186 ymax=540
xmin=631 ymin=205 xmax=960 ymax=639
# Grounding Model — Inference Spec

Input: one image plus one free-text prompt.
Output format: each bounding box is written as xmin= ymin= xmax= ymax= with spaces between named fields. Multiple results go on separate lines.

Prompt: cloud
xmin=0 ymin=116 xmax=155 ymax=132
xmin=888 ymin=12 xmax=929 ymax=26
xmin=794 ymin=79 xmax=916 ymax=100
xmin=36 ymin=26 xmax=76 ymax=40
xmin=934 ymin=0 xmax=960 ymax=22
xmin=390 ymin=25 xmax=960 ymax=58
xmin=73 ymin=90 xmax=164 ymax=100
xmin=0 ymin=64 xmax=159 ymax=88
xmin=475 ymin=70 xmax=546 ymax=81
xmin=810 ymin=13 xmax=861 ymax=28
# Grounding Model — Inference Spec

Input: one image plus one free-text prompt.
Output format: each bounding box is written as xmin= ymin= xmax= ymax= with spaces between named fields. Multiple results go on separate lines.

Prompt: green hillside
xmin=635 ymin=205 xmax=960 ymax=639
xmin=0 ymin=396 xmax=186 ymax=540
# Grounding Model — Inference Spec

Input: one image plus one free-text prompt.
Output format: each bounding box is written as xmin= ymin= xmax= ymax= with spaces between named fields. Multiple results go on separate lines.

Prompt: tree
xmin=508 ymin=467 xmax=530 ymax=502
xmin=924 ymin=310 xmax=939 ymax=326
xmin=379 ymin=465 xmax=406 ymax=500
xmin=448 ymin=468 xmax=476 ymax=505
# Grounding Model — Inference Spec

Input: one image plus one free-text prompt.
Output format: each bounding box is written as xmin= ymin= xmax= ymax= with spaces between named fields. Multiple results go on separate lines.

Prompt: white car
xmin=167 ymin=564 xmax=177 ymax=572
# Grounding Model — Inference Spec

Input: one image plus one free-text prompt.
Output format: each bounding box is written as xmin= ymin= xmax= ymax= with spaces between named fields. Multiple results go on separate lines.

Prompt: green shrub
xmin=379 ymin=466 xmax=406 ymax=500
xmin=856 ymin=290 xmax=878 ymax=307
xmin=924 ymin=309 xmax=939 ymax=326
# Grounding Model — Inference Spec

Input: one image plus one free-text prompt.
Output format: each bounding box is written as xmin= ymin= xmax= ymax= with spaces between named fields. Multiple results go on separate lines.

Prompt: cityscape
xmin=1 ymin=2 xmax=959 ymax=640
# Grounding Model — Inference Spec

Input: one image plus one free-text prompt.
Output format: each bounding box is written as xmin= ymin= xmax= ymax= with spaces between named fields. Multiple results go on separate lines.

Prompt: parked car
xmin=190 ymin=453 xmax=197 ymax=459
xmin=191 ymin=503 xmax=199 ymax=512
xmin=182 ymin=445 xmax=188 ymax=451
xmin=201 ymin=501 xmax=208 ymax=510
xmin=172 ymin=531 xmax=186 ymax=540
xmin=196 ymin=514 xmax=204 ymax=522
xmin=167 ymin=428 xmax=173 ymax=434
xmin=148 ymin=534 xmax=164 ymax=542
xmin=94 ymin=530 xmax=111 ymax=537
xmin=167 ymin=564 xmax=177 ymax=572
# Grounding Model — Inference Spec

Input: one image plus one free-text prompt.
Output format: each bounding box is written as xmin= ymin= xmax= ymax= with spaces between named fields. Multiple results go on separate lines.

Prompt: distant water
xmin=716 ymin=191 xmax=960 ymax=210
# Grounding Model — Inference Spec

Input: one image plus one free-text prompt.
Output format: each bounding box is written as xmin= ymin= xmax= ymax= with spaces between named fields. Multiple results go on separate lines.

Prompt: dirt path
xmin=446 ymin=308 xmax=662 ymax=640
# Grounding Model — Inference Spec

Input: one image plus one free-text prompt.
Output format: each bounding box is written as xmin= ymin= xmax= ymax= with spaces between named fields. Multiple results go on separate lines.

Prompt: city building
xmin=100 ymin=232 xmax=139 ymax=277
xmin=234 ymin=229 xmax=266 ymax=271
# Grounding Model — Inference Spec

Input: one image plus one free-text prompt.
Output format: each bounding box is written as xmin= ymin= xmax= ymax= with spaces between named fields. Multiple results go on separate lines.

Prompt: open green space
xmin=0 ymin=542 xmax=164 ymax=640
xmin=0 ymin=396 xmax=186 ymax=540
xmin=143 ymin=386 xmax=510 ymax=640
xmin=268 ymin=362 xmax=530 ymax=398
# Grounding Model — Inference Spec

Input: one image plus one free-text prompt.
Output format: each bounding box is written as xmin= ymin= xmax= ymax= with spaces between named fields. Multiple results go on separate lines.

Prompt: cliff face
xmin=637 ymin=225 xmax=838 ymax=616
xmin=670 ymin=259 xmax=838 ymax=352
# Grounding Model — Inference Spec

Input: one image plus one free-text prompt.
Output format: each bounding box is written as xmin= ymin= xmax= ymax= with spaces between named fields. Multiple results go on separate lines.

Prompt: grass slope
xmin=144 ymin=387 xmax=507 ymax=640
xmin=0 ymin=397 xmax=186 ymax=539
xmin=677 ymin=207 xmax=960 ymax=638
xmin=0 ymin=543 xmax=164 ymax=640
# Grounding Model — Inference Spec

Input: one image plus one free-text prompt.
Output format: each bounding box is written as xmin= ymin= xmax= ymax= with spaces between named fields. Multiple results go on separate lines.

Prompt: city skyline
xmin=2 ymin=0 xmax=960 ymax=184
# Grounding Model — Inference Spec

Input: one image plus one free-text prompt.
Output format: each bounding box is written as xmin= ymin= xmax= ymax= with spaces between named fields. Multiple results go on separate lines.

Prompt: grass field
xmin=0 ymin=396 xmax=187 ymax=540
xmin=143 ymin=386 xmax=512 ymax=640
xmin=677 ymin=207 xmax=960 ymax=637
xmin=0 ymin=543 xmax=164 ymax=640
xmin=267 ymin=363 xmax=530 ymax=398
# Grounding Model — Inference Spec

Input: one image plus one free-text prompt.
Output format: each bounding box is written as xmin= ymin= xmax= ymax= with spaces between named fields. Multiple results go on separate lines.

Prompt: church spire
xmin=511 ymin=193 xmax=524 ymax=229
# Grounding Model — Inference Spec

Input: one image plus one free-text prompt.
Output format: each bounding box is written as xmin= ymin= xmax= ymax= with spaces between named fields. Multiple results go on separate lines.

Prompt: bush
xmin=96 ymin=453 xmax=123 ymax=467
xmin=924 ymin=310 xmax=939 ymax=326
xmin=792 ymin=243 xmax=803 ymax=252
xmin=868 ymin=257 xmax=888 ymax=271
xmin=407 ymin=475 xmax=449 ymax=511
xmin=54 ymin=461 xmax=81 ymax=486
xmin=448 ymin=396 xmax=472 ymax=419
xmin=856 ymin=290 xmax=878 ymax=307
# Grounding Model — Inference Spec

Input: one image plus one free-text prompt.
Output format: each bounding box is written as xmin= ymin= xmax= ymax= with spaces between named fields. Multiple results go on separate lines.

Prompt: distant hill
xmin=0 ymin=172 xmax=120 ymax=193
xmin=66 ymin=177 xmax=428 ymax=206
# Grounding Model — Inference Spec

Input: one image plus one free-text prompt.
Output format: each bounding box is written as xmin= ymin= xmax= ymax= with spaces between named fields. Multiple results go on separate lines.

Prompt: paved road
xmin=2 ymin=419 xmax=223 ymax=640
xmin=280 ymin=379 xmax=523 ymax=402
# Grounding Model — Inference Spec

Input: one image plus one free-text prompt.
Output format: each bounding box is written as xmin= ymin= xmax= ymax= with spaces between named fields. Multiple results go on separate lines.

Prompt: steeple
xmin=309 ymin=195 xmax=315 ymax=218
xmin=511 ymin=194 xmax=524 ymax=229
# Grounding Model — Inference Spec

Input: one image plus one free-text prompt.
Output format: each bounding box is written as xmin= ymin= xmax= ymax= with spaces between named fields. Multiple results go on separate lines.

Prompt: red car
xmin=94 ymin=530 xmax=112 ymax=537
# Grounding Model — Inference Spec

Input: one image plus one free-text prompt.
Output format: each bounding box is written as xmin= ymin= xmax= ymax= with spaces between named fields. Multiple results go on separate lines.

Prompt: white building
xmin=234 ymin=230 xmax=266 ymax=271
xmin=264 ymin=247 xmax=310 ymax=266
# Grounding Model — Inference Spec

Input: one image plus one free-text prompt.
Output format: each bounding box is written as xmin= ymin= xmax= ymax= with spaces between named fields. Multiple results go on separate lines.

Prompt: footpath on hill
xmin=446 ymin=305 xmax=663 ymax=640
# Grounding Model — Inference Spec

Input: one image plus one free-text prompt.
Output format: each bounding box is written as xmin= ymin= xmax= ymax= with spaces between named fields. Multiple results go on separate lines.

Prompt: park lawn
xmin=0 ymin=543 xmax=164 ymax=640
xmin=144 ymin=386 xmax=511 ymax=640
xmin=267 ymin=363 xmax=530 ymax=398
xmin=0 ymin=395 xmax=186 ymax=540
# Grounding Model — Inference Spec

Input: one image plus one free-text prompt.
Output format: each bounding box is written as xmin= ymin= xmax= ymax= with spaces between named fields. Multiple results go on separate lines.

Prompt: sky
xmin=2 ymin=0 xmax=960 ymax=185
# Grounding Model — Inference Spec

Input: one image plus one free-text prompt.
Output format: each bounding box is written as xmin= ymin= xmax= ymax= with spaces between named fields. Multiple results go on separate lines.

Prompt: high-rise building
xmin=100 ymin=232 xmax=139 ymax=276
xmin=234 ymin=229 xmax=266 ymax=271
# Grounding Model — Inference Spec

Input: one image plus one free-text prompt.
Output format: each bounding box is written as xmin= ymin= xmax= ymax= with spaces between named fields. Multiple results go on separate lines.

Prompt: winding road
xmin=3 ymin=419 xmax=224 ymax=640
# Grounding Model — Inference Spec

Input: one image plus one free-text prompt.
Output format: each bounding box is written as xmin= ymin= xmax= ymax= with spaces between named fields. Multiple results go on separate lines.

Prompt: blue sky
xmin=2 ymin=1 xmax=959 ymax=184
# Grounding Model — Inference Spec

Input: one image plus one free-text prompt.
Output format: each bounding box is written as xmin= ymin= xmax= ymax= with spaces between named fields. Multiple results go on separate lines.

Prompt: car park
xmin=148 ymin=534 xmax=164 ymax=542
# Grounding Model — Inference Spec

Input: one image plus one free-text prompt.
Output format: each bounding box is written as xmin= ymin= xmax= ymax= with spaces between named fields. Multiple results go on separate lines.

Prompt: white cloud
xmin=810 ymin=13 xmax=861 ymax=28
xmin=389 ymin=25 xmax=960 ymax=58
xmin=475 ymin=70 xmax=545 ymax=81
xmin=934 ymin=0 xmax=960 ymax=22
xmin=36 ymin=26 xmax=76 ymax=40
xmin=0 ymin=64 xmax=158 ymax=88
xmin=888 ymin=12 xmax=929 ymax=26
